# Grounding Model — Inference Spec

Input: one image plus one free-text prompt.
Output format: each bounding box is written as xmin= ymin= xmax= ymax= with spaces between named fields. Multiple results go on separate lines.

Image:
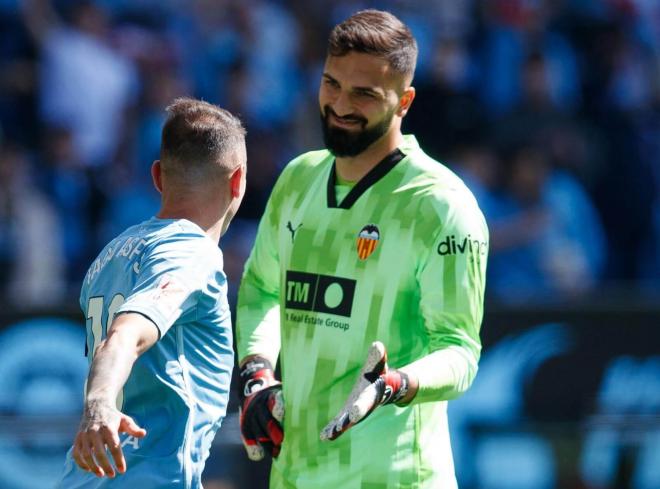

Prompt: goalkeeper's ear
xmin=396 ymin=87 xmax=415 ymax=118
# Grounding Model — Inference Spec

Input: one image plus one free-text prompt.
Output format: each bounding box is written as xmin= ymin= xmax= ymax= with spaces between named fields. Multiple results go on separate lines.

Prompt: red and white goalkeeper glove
xmin=320 ymin=341 xmax=410 ymax=441
xmin=238 ymin=357 xmax=284 ymax=460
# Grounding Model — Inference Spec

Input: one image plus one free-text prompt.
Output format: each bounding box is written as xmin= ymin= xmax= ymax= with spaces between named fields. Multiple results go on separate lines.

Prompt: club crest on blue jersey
xmin=357 ymin=224 xmax=380 ymax=260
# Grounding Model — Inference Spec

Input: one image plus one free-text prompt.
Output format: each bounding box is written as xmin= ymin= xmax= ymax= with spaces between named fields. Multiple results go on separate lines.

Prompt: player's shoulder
xmin=127 ymin=218 xmax=222 ymax=266
xmin=141 ymin=220 xmax=226 ymax=292
xmin=279 ymin=149 xmax=333 ymax=182
xmin=288 ymin=148 xmax=332 ymax=168
xmin=265 ymin=149 xmax=332 ymax=205
xmin=161 ymin=219 xmax=221 ymax=255
xmin=403 ymin=141 xmax=477 ymax=206
xmin=399 ymin=137 xmax=486 ymax=229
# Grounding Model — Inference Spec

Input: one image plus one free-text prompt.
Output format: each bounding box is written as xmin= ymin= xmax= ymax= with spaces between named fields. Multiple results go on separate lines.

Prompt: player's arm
xmin=236 ymin=182 xmax=285 ymax=368
xmin=236 ymin=206 xmax=283 ymax=460
xmin=237 ymin=354 xmax=284 ymax=460
xmin=404 ymin=196 xmax=488 ymax=403
xmin=75 ymin=237 xmax=212 ymax=475
xmin=322 ymin=195 xmax=488 ymax=440
xmin=236 ymin=165 xmax=295 ymax=459
xmin=73 ymin=313 xmax=156 ymax=478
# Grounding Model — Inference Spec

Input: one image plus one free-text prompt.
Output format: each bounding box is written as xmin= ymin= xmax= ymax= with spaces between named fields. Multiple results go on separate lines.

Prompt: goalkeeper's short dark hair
xmin=327 ymin=9 xmax=418 ymax=82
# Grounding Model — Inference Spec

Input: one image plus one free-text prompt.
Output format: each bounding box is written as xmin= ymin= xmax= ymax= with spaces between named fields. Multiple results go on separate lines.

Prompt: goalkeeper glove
xmin=320 ymin=341 xmax=410 ymax=441
xmin=238 ymin=356 xmax=284 ymax=460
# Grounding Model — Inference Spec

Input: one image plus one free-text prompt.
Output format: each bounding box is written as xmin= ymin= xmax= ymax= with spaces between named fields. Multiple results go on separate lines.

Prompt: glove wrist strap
xmin=239 ymin=357 xmax=276 ymax=400
xmin=380 ymin=369 xmax=410 ymax=405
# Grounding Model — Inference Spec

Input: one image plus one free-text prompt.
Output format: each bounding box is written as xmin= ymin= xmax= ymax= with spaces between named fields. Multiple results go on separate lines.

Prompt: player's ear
xmin=229 ymin=165 xmax=245 ymax=199
xmin=396 ymin=86 xmax=415 ymax=117
xmin=151 ymin=160 xmax=163 ymax=194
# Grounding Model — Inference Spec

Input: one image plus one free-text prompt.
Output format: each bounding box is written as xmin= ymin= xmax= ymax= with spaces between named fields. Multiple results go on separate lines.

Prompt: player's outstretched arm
xmin=320 ymin=342 xmax=419 ymax=441
xmin=238 ymin=355 xmax=284 ymax=460
xmin=72 ymin=313 xmax=158 ymax=478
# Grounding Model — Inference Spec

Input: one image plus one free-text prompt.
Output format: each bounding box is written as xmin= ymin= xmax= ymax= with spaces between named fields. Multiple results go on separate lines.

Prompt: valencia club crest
xmin=357 ymin=224 xmax=380 ymax=260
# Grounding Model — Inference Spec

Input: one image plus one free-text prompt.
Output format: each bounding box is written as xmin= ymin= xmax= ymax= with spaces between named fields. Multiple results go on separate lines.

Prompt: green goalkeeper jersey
xmin=237 ymin=135 xmax=488 ymax=489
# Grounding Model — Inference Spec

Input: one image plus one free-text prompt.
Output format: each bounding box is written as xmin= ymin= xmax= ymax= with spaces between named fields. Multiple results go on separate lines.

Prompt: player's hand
xmin=72 ymin=399 xmax=146 ymax=478
xmin=238 ymin=356 xmax=284 ymax=461
xmin=320 ymin=341 xmax=410 ymax=441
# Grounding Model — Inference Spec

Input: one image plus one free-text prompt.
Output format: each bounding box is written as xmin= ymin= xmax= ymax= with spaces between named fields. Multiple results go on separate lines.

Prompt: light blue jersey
xmin=59 ymin=217 xmax=233 ymax=488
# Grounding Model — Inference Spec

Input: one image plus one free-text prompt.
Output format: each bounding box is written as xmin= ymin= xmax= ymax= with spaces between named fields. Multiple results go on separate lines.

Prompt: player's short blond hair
xmin=160 ymin=98 xmax=246 ymax=184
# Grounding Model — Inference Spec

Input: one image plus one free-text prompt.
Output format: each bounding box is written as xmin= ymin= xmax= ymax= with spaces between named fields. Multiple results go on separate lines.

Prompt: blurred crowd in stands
xmin=0 ymin=0 xmax=658 ymax=307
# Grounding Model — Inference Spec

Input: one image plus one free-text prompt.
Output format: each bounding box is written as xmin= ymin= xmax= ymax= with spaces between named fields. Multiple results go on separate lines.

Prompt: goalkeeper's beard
xmin=320 ymin=106 xmax=395 ymax=158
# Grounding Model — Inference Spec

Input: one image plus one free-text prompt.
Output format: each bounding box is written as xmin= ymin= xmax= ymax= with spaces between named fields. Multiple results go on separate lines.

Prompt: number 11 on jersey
xmin=85 ymin=293 xmax=126 ymax=409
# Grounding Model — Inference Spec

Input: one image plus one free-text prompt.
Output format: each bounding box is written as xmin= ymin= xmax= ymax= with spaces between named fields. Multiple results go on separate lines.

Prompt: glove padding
xmin=238 ymin=357 xmax=284 ymax=460
xmin=320 ymin=341 xmax=409 ymax=441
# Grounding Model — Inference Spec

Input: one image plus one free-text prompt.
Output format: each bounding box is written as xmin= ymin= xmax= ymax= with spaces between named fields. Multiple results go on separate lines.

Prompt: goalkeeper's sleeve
xmin=409 ymin=191 xmax=489 ymax=403
xmin=236 ymin=165 xmax=291 ymax=366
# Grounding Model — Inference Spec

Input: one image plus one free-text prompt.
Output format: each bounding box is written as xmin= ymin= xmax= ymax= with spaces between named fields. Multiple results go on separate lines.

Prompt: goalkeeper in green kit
xmin=236 ymin=9 xmax=488 ymax=489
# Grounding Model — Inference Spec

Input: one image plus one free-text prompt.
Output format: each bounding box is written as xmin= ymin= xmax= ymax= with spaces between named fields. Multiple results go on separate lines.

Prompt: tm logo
xmin=285 ymin=271 xmax=356 ymax=317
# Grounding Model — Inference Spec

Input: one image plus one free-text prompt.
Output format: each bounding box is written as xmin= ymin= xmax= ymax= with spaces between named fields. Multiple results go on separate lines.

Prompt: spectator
xmin=22 ymin=0 xmax=139 ymax=168
xmin=0 ymin=142 xmax=65 ymax=306
xmin=449 ymin=143 xmax=500 ymax=218
xmin=404 ymin=37 xmax=486 ymax=161
xmin=0 ymin=0 xmax=653 ymax=300
xmin=486 ymin=145 xmax=606 ymax=302
xmin=37 ymin=126 xmax=93 ymax=295
xmin=0 ymin=7 xmax=39 ymax=147
xmin=479 ymin=0 xmax=581 ymax=114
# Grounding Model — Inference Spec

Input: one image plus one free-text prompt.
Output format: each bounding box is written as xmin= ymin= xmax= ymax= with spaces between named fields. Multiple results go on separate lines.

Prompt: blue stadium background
xmin=0 ymin=0 xmax=658 ymax=488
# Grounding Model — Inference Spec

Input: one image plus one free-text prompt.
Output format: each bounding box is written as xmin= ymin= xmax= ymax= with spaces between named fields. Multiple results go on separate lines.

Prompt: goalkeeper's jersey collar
xmin=326 ymin=135 xmax=420 ymax=209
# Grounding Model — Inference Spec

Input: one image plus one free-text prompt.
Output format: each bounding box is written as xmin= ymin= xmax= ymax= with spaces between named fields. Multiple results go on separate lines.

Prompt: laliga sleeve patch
xmin=150 ymin=275 xmax=190 ymax=316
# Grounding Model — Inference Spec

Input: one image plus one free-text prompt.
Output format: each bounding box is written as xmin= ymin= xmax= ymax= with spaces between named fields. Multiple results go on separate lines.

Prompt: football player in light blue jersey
xmin=58 ymin=97 xmax=247 ymax=488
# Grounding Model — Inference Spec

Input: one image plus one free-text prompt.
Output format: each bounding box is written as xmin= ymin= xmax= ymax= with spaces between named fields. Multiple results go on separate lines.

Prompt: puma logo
xmin=287 ymin=221 xmax=302 ymax=242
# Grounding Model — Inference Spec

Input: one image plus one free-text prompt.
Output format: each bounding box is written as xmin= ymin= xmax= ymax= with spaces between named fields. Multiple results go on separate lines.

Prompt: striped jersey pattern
xmin=237 ymin=136 xmax=488 ymax=489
